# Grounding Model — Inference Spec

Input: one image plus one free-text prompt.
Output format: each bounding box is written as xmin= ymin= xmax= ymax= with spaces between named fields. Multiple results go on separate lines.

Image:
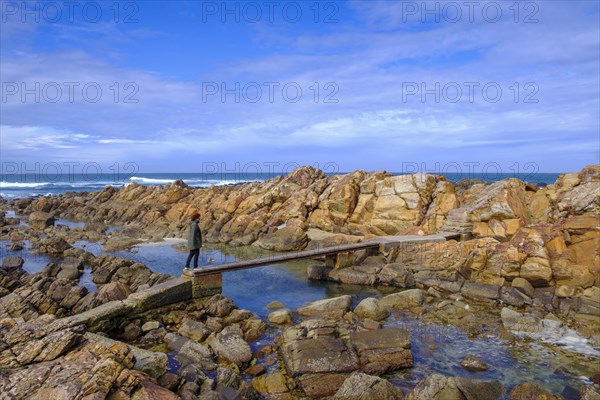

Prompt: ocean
xmin=0 ymin=171 xmax=563 ymax=200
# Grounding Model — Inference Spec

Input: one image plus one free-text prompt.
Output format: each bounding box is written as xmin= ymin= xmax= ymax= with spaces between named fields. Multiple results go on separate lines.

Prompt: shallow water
xmin=1 ymin=230 xmax=598 ymax=396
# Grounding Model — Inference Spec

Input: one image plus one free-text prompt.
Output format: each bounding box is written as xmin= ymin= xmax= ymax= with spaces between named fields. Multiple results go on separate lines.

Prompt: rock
xmin=255 ymin=226 xmax=309 ymax=251
xmin=460 ymin=355 xmax=489 ymax=372
xmin=379 ymin=289 xmax=423 ymax=310
xmin=142 ymin=321 xmax=160 ymax=332
xmin=334 ymin=372 xmax=404 ymax=399
xmin=28 ymin=211 xmax=54 ymax=230
xmin=406 ymin=374 xmax=504 ymax=400
xmin=512 ymin=278 xmax=534 ymax=298
xmin=178 ymin=340 xmax=217 ymax=370
xmin=266 ymin=301 xmax=285 ymax=310
xmin=56 ymin=259 xmax=83 ymax=281
xmin=298 ymin=373 xmax=350 ymax=398
xmin=500 ymin=308 xmax=540 ymax=333
xmin=206 ymin=326 xmax=252 ymax=368
xmin=378 ymin=263 xmax=415 ymax=287
xmin=178 ymin=319 xmax=211 ymax=342
xmin=579 ymin=287 xmax=600 ymax=316
xmin=354 ymin=298 xmax=389 ymax=321
xmin=508 ymin=382 xmax=560 ymax=400
xmin=217 ymin=366 xmax=241 ymax=389
xmin=461 ymin=282 xmax=500 ymax=301
xmin=36 ymin=236 xmax=72 ymax=256
xmin=350 ymin=327 xmax=413 ymax=374
xmin=97 ymin=281 xmax=131 ymax=302
xmin=122 ymin=321 xmax=143 ymax=341
xmin=307 ymin=265 xmax=331 ymax=280
xmin=281 ymin=336 xmax=359 ymax=376
xmin=245 ymin=364 xmax=265 ymax=377
xmin=579 ymin=385 xmax=600 ymax=400
xmin=130 ymin=348 xmax=168 ymax=379
xmin=157 ymin=372 xmax=181 ymax=391
xmin=297 ymin=295 xmax=352 ymax=319
xmin=2 ymin=255 xmax=24 ymax=269
xmin=520 ymin=259 xmax=552 ymax=287
xmin=132 ymin=376 xmax=180 ymax=400
xmin=252 ymin=372 xmax=290 ymax=397
xmin=268 ymin=309 xmax=292 ymax=325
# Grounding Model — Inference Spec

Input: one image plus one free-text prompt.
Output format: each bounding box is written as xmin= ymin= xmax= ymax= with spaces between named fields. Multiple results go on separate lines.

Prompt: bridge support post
xmin=325 ymin=252 xmax=354 ymax=269
xmin=181 ymin=271 xmax=223 ymax=298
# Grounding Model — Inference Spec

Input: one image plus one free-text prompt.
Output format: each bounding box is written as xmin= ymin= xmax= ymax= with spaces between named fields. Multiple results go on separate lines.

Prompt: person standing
xmin=184 ymin=212 xmax=202 ymax=269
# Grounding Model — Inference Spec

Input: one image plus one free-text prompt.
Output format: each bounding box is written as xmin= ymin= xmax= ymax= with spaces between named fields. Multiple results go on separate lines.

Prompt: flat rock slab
xmin=281 ymin=337 xmax=359 ymax=377
xmin=350 ymin=327 xmax=413 ymax=374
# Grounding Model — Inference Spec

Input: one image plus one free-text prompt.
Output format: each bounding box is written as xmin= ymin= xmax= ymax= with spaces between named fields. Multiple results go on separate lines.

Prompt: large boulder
xmin=206 ymin=326 xmax=252 ymax=368
xmin=354 ymin=298 xmax=389 ymax=321
xmin=350 ymin=328 xmax=413 ymax=374
xmin=28 ymin=211 xmax=55 ymax=230
xmin=254 ymin=226 xmax=309 ymax=251
xmin=379 ymin=290 xmax=423 ymax=310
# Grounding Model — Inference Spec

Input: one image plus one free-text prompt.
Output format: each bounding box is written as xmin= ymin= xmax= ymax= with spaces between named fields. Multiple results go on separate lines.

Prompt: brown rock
xmin=508 ymin=382 xmax=559 ymax=400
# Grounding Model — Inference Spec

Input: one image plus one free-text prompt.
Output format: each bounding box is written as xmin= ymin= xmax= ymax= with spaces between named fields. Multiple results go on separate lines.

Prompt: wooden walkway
xmin=184 ymin=232 xmax=464 ymax=276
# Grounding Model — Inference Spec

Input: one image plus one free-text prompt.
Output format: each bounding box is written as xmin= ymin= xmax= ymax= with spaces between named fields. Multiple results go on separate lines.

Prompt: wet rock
xmin=28 ymin=212 xmax=54 ymax=230
xmin=268 ymin=309 xmax=292 ymax=325
xmin=298 ymin=373 xmax=349 ymax=398
xmin=178 ymin=319 xmax=211 ymax=342
xmin=307 ymin=264 xmax=332 ymax=281
xmin=406 ymin=374 xmax=504 ymax=400
xmin=266 ymin=301 xmax=285 ymax=310
xmin=334 ymin=371 xmax=404 ymax=399
xmin=508 ymin=382 xmax=560 ymax=400
xmin=350 ymin=327 xmax=413 ymax=374
xmin=578 ymin=287 xmax=600 ymax=316
xmin=206 ymin=326 xmax=252 ymax=368
xmin=354 ymin=298 xmax=388 ymax=321
xmin=297 ymin=295 xmax=352 ymax=319
xmin=379 ymin=289 xmax=423 ymax=310
xmin=2 ymin=255 xmax=24 ymax=269
xmin=501 ymin=308 xmax=540 ymax=333
xmin=460 ymin=355 xmax=489 ymax=372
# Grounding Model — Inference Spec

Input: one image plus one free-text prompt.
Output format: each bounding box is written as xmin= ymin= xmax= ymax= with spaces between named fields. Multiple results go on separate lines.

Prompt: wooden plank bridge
xmin=181 ymin=232 xmax=467 ymax=297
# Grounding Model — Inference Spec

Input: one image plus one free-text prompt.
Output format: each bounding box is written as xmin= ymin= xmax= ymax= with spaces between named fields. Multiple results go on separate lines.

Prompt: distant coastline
xmin=0 ymin=171 xmax=563 ymax=200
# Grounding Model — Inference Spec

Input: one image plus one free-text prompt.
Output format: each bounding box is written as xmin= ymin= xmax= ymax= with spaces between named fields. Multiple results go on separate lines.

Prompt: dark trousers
xmin=185 ymin=248 xmax=200 ymax=268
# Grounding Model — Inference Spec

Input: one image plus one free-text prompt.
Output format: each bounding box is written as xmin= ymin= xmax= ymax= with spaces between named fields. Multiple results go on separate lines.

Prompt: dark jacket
xmin=187 ymin=219 xmax=202 ymax=250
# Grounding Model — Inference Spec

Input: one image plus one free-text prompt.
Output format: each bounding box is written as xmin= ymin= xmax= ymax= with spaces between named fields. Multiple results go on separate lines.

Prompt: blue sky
xmin=1 ymin=0 xmax=599 ymax=173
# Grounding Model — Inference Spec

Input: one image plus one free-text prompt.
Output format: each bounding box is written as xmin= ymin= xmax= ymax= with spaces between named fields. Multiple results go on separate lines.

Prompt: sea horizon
xmin=0 ymin=170 xmax=565 ymax=200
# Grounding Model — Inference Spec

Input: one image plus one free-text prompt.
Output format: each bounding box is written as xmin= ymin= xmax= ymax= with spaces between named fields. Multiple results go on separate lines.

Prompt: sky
xmin=1 ymin=0 xmax=599 ymax=174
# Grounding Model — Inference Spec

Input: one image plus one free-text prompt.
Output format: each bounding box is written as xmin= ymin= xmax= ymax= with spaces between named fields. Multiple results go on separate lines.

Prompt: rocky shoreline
xmin=0 ymin=165 xmax=598 ymax=399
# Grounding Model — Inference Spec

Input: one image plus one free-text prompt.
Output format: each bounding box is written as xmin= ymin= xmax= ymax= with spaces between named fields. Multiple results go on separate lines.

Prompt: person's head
xmin=190 ymin=212 xmax=200 ymax=221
